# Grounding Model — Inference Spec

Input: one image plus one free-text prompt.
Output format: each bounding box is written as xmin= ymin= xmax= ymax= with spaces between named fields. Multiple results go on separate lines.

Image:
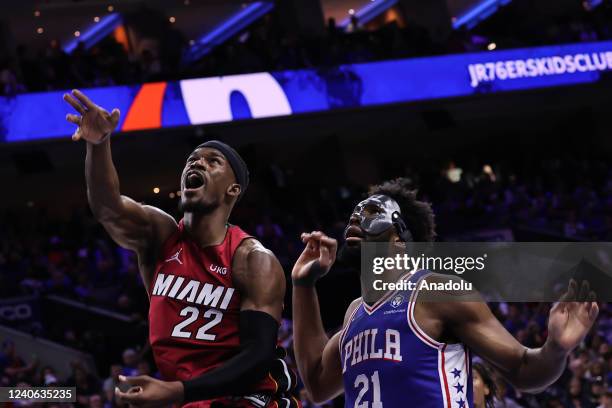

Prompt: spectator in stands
xmin=40 ymin=365 xmax=60 ymax=386
xmin=1 ymin=340 xmax=38 ymax=386
xmin=565 ymin=376 xmax=594 ymax=408
xmin=0 ymin=58 xmax=23 ymax=96
xmin=102 ymin=364 xmax=122 ymax=404
xmin=90 ymin=394 xmax=104 ymax=408
xmin=3 ymin=0 xmax=610 ymax=94
xmin=472 ymin=362 xmax=497 ymax=408
xmin=591 ymin=380 xmax=606 ymax=407
xmin=599 ymin=388 xmax=612 ymax=408
xmin=67 ymin=360 xmax=100 ymax=406
xmin=120 ymin=349 xmax=139 ymax=377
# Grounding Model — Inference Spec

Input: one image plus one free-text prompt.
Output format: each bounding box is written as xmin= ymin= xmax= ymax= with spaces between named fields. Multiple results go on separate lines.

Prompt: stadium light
xmin=452 ymin=0 xmax=512 ymax=30
xmin=339 ymin=0 xmax=398 ymax=29
xmin=62 ymin=12 xmax=123 ymax=54
xmin=183 ymin=1 xmax=274 ymax=63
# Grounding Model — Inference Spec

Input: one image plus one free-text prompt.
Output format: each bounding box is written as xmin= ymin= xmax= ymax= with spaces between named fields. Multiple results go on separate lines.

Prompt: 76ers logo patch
xmin=390 ymin=295 xmax=404 ymax=308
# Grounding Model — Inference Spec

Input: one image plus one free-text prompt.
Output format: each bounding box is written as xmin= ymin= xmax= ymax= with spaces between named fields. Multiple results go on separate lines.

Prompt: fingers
xmin=115 ymin=386 xmax=143 ymax=405
xmin=63 ymin=93 xmax=86 ymax=115
xmin=115 ymin=375 xmax=147 ymax=405
xmin=72 ymin=89 xmax=96 ymax=110
xmin=66 ymin=114 xmax=81 ymax=125
xmin=559 ymin=279 xmax=578 ymax=303
xmin=320 ymin=236 xmax=338 ymax=258
xmin=300 ymin=232 xmax=319 ymax=252
xmin=65 ymin=113 xmax=82 ymax=142
xmin=110 ymin=108 xmax=121 ymax=126
xmin=587 ymin=290 xmax=596 ymax=303
xmin=586 ymin=290 xmax=598 ymax=320
xmin=577 ymin=280 xmax=590 ymax=302
xmin=300 ymin=231 xmax=319 ymax=251
xmin=118 ymin=375 xmax=147 ymax=386
xmin=300 ymin=231 xmax=336 ymax=246
xmin=588 ymin=301 xmax=599 ymax=320
xmin=319 ymin=244 xmax=330 ymax=267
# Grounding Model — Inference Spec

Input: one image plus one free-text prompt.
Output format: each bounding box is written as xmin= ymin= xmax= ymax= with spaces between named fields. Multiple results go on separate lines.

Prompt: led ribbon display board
xmin=1 ymin=40 xmax=611 ymax=143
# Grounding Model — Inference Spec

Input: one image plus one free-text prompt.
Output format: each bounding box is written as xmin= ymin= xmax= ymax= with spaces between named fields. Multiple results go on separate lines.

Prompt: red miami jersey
xmin=148 ymin=220 xmax=278 ymax=396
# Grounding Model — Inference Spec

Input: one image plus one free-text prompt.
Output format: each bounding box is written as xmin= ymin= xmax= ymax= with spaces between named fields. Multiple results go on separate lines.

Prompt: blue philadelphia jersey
xmin=340 ymin=270 xmax=473 ymax=408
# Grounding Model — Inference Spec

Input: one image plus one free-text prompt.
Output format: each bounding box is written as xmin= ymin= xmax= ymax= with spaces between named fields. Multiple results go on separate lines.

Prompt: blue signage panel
xmin=1 ymin=41 xmax=611 ymax=143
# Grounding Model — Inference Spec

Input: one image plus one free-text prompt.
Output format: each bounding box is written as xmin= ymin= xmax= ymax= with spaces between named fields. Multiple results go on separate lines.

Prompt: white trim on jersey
xmin=278 ymin=357 xmax=292 ymax=391
xmin=440 ymin=345 xmax=471 ymax=408
xmin=407 ymin=272 xmax=470 ymax=408
xmin=362 ymin=271 xmax=413 ymax=315
xmin=338 ymin=300 xmax=363 ymax=357
xmin=406 ymin=272 xmax=444 ymax=349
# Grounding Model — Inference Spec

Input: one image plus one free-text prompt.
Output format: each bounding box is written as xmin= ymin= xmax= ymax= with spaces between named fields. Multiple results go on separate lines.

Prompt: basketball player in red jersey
xmin=63 ymin=89 xmax=293 ymax=408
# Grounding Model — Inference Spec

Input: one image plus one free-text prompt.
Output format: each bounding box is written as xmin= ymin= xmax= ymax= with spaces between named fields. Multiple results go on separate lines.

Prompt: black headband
xmin=197 ymin=140 xmax=249 ymax=200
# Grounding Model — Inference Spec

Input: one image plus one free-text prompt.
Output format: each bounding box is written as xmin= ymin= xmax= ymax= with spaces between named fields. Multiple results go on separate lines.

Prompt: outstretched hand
xmin=63 ymin=89 xmax=120 ymax=144
xmin=547 ymin=279 xmax=599 ymax=354
xmin=115 ymin=374 xmax=183 ymax=408
xmin=291 ymin=231 xmax=338 ymax=286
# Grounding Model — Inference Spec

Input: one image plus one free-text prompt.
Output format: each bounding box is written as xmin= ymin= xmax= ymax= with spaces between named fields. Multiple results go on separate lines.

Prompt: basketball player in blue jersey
xmin=291 ymin=178 xmax=599 ymax=408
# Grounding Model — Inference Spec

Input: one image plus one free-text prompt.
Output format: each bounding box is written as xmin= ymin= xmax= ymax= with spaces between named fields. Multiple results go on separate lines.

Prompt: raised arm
xmin=434 ymin=278 xmax=598 ymax=393
xmin=64 ymin=89 xmax=177 ymax=290
xmin=292 ymin=231 xmax=355 ymax=403
xmin=115 ymin=238 xmax=286 ymax=406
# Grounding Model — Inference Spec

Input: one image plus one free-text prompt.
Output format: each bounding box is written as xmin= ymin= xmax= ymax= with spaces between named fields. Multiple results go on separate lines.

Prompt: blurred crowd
xmin=2 ymin=156 xmax=611 ymax=306
xmin=1 ymin=1 xmax=612 ymax=96
xmin=0 ymin=154 xmax=610 ymax=406
xmin=1 ymin=305 xmax=611 ymax=408
xmin=0 ymin=0 xmax=611 ymax=406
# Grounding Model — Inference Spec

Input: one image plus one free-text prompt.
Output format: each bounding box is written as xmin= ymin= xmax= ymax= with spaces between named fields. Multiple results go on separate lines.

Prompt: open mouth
xmin=184 ymin=171 xmax=205 ymax=190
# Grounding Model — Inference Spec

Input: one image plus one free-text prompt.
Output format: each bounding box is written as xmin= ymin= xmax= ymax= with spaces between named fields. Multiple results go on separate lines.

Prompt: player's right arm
xmin=291 ymin=231 xmax=357 ymax=404
xmin=64 ymin=90 xmax=177 ymax=288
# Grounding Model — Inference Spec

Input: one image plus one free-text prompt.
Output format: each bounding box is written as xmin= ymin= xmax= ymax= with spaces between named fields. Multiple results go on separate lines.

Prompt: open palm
xmin=63 ymin=89 xmax=120 ymax=144
xmin=547 ymin=280 xmax=598 ymax=353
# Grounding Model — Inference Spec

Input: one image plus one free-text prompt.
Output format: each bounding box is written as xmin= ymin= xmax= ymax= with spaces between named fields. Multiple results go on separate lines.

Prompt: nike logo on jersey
xmin=164 ymin=248 xmax=183 ymax=265
xmin=343 ymin=328 xmax=403 ymax=373
xmin=151 ymin=273 xmax=235 ymax=310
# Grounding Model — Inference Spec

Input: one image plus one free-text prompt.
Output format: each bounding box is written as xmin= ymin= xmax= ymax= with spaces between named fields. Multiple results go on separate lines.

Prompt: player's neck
xmin=183 ymin=210 xmax=229 ymax=248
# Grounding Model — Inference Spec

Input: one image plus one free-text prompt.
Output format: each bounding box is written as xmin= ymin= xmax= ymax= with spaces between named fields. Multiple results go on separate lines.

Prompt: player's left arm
xmin=435 ymin=278 xmax=598 ymax=393
xmin=116 ymin=239 xmax=285 ymax=407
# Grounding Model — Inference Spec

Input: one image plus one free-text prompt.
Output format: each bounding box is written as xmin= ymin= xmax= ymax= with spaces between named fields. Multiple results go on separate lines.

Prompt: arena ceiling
xmin=2 ymin=0 xmax=519 ymax=52
xmin=2 ymin=0 xmax=247 ymax=52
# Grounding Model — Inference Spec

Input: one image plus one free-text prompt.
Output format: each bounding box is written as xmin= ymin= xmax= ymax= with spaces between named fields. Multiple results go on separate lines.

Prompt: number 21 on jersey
xmin=354 ymin=370 xmax=383 ymax=408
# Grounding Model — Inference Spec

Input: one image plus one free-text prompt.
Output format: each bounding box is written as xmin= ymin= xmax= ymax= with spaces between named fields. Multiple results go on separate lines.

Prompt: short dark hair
xmin=368 ymin=178 xmax=436 ymax=242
